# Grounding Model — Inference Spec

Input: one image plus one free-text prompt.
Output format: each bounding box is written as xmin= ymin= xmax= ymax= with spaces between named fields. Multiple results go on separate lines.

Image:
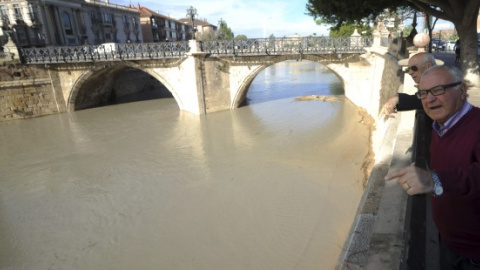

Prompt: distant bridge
xmin=20 ymin=36 xmax=370 ymax=64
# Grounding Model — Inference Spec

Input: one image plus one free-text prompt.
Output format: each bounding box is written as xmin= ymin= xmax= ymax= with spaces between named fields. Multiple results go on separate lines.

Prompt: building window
xmin=13 ymin=4 xmax=23 ymax=21
xmin=16 ymin=28 xmax=27 ymax=42
xmin=0 ymin=5 xmax=9 ymax=25
xmin=131 ymin=17 xmax=137 ymax=29
xmin=91 ymin=11 xmax=99 ymax=25
xmin=102 ymin=12 xmax=112 ymax=25
xmin=61 ymin=12 xmax=73 ymax=35
xmin=28 ymin=3 xmax=39 ymax=23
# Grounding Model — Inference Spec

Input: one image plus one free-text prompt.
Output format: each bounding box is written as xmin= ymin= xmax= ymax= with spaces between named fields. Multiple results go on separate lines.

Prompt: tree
xmin=197 ymin=31 xmax=215 ymax=41
xmin=217 ymin=19 xmax=234 ymax=40
xmin=234 ymin=35 xmax=248 ymax=41
xmin=403 ymin=25 xmax=413 ymax=37
xmin=329 ymin=22 xmax=372 ymax=37
xmin=306 ymin=0 xmax=480 ymax=86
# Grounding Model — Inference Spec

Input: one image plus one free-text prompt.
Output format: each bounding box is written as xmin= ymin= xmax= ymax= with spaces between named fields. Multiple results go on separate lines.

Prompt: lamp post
xmin=186 ymin=6 xmax=197 ymax=40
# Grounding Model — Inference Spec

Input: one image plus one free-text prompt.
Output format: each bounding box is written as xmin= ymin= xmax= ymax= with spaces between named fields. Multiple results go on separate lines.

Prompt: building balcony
xmin=14 ymin=14 xmax=24 ymax=24
xmin=102 ymin=19 xmax=113 ymax=26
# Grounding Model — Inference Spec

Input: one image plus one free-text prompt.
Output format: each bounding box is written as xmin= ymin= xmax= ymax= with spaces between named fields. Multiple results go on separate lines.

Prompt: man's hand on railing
xmin=378 ymin=94 xmax=399 ymax=121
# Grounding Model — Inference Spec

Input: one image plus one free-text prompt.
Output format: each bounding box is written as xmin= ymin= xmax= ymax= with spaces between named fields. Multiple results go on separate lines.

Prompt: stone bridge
xmin=14 ymin=36 xmax=401 ymax=119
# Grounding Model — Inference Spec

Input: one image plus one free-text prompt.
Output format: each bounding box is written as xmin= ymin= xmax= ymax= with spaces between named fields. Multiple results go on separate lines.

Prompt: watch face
xmin=435 ymin=185 xmax=443 ymax=196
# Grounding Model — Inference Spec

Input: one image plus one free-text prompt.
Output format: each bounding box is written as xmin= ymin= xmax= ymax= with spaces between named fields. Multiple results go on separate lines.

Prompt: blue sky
xmin=111 ymin=0 xmax=456 ymax=38
xmin=111 ymin=0 xmax=330 ymax=38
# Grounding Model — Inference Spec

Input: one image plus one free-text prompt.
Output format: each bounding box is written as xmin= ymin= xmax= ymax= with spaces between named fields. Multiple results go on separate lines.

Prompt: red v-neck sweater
xmin=430 ymin=106 xmax=480 ymax=259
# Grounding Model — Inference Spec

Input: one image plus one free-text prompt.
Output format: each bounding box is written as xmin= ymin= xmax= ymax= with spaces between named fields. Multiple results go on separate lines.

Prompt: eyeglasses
xmin=416 ymin=82 xmax=462 ymax=99
xmin=405 ymin=65 xmax=419 ymax=73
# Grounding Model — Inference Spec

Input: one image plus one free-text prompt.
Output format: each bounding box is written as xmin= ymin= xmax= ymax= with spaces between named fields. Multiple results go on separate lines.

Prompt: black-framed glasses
xmin=405 ymin=65 xmax=419 ymax=73
xmin=416 ymin=82 xmax=462 ymax=99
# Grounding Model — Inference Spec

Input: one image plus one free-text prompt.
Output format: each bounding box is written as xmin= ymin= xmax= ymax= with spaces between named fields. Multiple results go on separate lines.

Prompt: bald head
xmin=407 ymin=53 xmax=437 ymax=83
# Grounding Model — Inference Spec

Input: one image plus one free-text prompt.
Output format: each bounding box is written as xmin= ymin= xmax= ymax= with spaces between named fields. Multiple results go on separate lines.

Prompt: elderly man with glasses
xmin=385 ymin=65 xmax=480 ymax=269
xmin=380 ymin=52 xmax=438 ymax=117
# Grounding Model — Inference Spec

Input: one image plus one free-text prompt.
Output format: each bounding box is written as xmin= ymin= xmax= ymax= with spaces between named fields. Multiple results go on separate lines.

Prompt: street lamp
xmin=186 ymin=6 xmax=197 ymax=40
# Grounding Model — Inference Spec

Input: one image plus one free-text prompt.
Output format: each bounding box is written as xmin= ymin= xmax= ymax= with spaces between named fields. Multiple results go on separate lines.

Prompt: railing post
xmin=188 ymin=39 xmax=202 ymax=54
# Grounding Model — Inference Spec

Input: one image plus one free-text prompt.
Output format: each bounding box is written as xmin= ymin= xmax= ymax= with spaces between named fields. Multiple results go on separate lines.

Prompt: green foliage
xmin=329 ymin=22 xmax=372 ymax=37
xmin=449 ymin=35 xmax=459 ymax=41
xmin=234 ymin=35 xmax=248 ymax=41
xmin=306 ymin=0 xmax=409 ymax=30
xmin=197 ymin=32 xmax=215 ymax=41
xmin=403 ymin=25 xmax=413 ymax=37
xmin=218 ymin=19 xmax=234 ymax=40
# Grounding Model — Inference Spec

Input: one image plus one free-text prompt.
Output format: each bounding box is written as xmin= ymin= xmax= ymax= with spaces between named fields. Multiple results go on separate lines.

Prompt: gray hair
xmin=420 ymin=65 xmax=465 ymax=92
xmin=422 ymin=53 xmax=437 ymax=66
xmin=421 ymin=65 xmax=464 ymax=82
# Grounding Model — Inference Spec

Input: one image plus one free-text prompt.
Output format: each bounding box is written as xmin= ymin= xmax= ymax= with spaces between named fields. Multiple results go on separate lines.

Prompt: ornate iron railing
xmin=21 ymin=41 xmax=190 ymax=64
xmin=20 ymin=36 xmax=372 ymax=64
xmin=202 ymin=36 xmax=371 ymax=56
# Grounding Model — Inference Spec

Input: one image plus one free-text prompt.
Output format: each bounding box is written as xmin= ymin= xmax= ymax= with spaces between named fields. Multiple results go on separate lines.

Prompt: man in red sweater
xmin=385 ymin=65 xmax=480 ymax=269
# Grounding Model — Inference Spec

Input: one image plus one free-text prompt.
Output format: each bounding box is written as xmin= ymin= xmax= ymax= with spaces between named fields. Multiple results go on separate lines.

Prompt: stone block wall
xmin=0 ymin=78 xmax=58 ymax=121
xmin=202 ymin=58 xmax=233 ymax=113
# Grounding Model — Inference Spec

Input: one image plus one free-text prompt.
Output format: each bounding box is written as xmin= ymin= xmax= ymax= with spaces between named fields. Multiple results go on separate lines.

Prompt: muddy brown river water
xmin=0 ymin=60 xmax=372 ymax=270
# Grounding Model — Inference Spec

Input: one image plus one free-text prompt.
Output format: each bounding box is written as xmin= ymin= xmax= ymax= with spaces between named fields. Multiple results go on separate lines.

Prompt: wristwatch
xmin=431 ymin=171 xmax=443 ymax=196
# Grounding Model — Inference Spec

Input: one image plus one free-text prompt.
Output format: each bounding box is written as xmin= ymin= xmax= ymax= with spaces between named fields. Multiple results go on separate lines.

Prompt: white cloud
xmin=112 ymin=0 xmax=330 ymax=38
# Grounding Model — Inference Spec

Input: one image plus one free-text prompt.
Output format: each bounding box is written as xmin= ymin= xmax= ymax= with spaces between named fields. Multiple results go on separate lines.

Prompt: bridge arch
xmin=230 ymin=54 xmax=351 ymax=108
xmin=67 ymin=61 xmax=183 ymax=111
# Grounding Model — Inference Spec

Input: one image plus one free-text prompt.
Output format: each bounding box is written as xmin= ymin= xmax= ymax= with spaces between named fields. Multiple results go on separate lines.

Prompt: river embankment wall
xmin=335 ymin=46 xmax=414 ymax=269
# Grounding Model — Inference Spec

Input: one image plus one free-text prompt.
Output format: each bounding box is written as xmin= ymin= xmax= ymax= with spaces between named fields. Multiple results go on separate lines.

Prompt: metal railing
xmin=21 ymin=41 xmax=190 ymax=64
xmin=401 ymin=110 xmax=439 ymax=270
xmin=202 ymin=36 xmax=371 ymax=56
xmin=20 ymin=36 xmax=372 ymax=64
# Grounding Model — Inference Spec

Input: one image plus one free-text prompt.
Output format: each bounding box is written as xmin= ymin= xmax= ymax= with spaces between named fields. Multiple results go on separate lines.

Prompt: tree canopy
xmin=306 ymin=0 xmax=480 ymax=85
xmin=328 ymin=22 xmax=373 ymax=37
xmin=234 ymin=35 xmax=248 ymax=41
xmin=307 ymin=0 xmax=409 ymax=30
xmin=217 ymin=19 xmax=234 ymax=40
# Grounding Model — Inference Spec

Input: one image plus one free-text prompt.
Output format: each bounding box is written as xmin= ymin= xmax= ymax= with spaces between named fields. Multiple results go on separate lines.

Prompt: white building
xmin=0 ymin=0 xmax=143 ymax=48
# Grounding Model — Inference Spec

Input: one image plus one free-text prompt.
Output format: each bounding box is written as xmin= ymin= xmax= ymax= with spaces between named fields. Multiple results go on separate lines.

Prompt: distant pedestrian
xmin=454 ymin=39 xmax=460 ymax=63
